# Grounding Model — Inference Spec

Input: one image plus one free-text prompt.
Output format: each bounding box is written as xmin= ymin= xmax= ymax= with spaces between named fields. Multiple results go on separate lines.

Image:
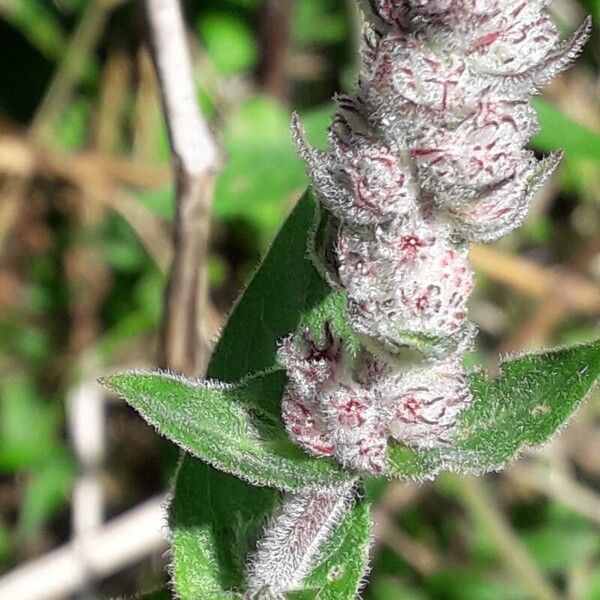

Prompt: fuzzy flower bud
xmin=280 ymin=0 xmax=589 ymax=474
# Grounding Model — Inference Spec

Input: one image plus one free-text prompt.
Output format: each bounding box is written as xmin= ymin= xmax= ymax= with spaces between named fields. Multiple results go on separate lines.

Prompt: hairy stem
xmin=247 ymin=481 xmax=358 ymax=596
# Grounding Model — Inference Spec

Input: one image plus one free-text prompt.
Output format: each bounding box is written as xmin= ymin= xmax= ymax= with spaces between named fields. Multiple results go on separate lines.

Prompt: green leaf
xmin=533 ymin=99 xmax=600 ymax=162
xmin=19 ymin=452 xmax=74 ymax=538
xmin=208 ymin=190 xmax=332 ymax=381
xmin=370 ymin=578 xmax=428 ymax=600
xmin=300 ymin=499 xmax=371 ymax=600
xmin=522 ymin=519 xmax=600 ymax=574
xmin=388 ymin=341 xmax=600 ymax=478
xmin=170 ymin=459 xmax=273 ymax=599
xmin=0 ymin=377 xmax=62 ymax=471
xmin=214 ymin=99 xmax=332 ymax=245
xmin=0 ymin=0 xmax=65 ymax=60
xmin=198 ymin=13 xmax=257 ymax=75
xmin=285 ymin=590 xmax=321 ymax=600
xmin=56 ymin=97 xmax=92 ymax=150
xmin=0 ymin=517 xmax=12 ymax=563
xmin=427 ymin=570 xmax=527 ymax=600
xmin=586 ymin=568 xmax=600 ymax=600
xmin=104 ymin=369 xmax=350 ymax=492
xmin=294 ymin=0 xmax=348 ymax=45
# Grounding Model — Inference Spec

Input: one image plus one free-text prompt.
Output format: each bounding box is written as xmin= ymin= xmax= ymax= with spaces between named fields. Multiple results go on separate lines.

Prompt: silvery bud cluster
xmin=279 ymin=0 xmax=590 ymax=474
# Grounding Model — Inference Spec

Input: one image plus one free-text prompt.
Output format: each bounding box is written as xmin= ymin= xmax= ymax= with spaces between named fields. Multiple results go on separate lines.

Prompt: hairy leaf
xmin=285 ymin=590 xmax=321 ymax=600
xmin=388 ymin=341 xmax=600 ymax=478
xmin=170 ymin=460 xmax=273 ymax=598
xmin=104 ymin=369 xmax=351 ymax=491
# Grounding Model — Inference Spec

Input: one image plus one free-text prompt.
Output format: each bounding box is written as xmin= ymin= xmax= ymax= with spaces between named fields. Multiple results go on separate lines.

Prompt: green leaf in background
xmin=0 ymin=377 xmax=73 ymax=539
xmin=0 ymin=377 xmax=62 ymax=471
xmin=19 ymin=452 xmax=74 ymax=538
xmin=215 ymin=99 xmax=332 ymax=245
xmin=388 ymin=341 xmax=600 ymax=478
xmin=521 ymin=506 xmax=600 ymax=574
xmin=533 ymin=99 xmax=600 ymax=162
xmin=0 ymin=518 xmax=11 ymax=564
xmin=168 ymin=191 xmax=370 ymax=598
xmin=426 ymin=570 xmax=528 ymax=600
xmin=103 ymin=369 xmax=350 ymax=492
xmin=198 ymin=12 xmax=257 ymax=75
xmin=99 ymin=267 xmax=165 ymax=360
xmin=0 ymin=0 xmax=65 ymax=60
xmin=56 ymin=97 xmax=92 ymax=150
xmin=136 ymin=99 xmax=334 ymax=243
xmin=589 ymin=0 xmax=600 ymax=23
xmin=586 ymin=568 xmax=600 ymax=600
xmin=531 ymin=98 xmax=600 ymax=204
xmin=294 ymin=0 xmax=348 ymax=45
xmin=137 ymin=188 xmax=174 ymax=220
xmin=370 ymin=578 xmax=428 ymax=600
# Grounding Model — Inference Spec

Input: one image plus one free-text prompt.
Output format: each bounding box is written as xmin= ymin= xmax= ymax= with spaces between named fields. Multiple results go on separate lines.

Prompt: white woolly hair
xmin=245 ymin=481 xmax=357 ymax=596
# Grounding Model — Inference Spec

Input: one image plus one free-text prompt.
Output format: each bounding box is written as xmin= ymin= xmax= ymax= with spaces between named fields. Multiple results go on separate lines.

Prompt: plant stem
xmin=145 ymin=0 xmax=221 ymax=376
xmin=247 ymin=481 xmax=358 ymax=596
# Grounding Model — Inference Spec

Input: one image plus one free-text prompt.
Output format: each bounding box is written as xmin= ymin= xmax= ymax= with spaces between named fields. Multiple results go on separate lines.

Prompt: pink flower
xmin=281 ymin=391 xmax=335 ymax=458
xmin=381 ymin=361 xmax=472 ymax=449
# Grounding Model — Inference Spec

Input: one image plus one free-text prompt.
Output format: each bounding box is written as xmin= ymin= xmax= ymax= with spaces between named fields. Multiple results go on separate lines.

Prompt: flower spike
xmin=283 ymin=1 xmax=589 ymax=474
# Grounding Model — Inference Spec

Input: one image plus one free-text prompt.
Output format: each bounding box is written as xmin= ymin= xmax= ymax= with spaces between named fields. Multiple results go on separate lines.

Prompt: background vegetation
xmin=0 ymin=0 xmax=599 ymax=597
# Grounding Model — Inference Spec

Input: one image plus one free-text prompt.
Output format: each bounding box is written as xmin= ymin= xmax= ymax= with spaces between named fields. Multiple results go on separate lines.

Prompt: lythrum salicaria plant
xmin=104 ymin=2 xmax=598 ymax=598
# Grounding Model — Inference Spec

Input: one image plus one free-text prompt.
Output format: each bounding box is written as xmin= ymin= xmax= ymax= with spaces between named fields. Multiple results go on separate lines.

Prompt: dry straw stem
xmin=470 ymin=245 xmax=600 ymax=316
xmin=0 ymin=0 xmax=125 ymax=252
xmin=0 ymin=135 xmax=172 ymax=190
xmin=373 ymin=510 xmax=442 ymax=575
xmin=257 ymin=0 xmax=294 ymax=101
xmin=509 ymin=462 xmax=600 ymax=527
xmin=146 ymin=0 xmax=221 ymax=376
xmin=0 ymin=136 xmax=175 ymax=271
xmin=372 ymin=483 xmax=441 ymax=576
xmin=67 ymin=366 xmax=107 ymax=598
xmin=371 ymin=480 xmax=437 ymax=572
